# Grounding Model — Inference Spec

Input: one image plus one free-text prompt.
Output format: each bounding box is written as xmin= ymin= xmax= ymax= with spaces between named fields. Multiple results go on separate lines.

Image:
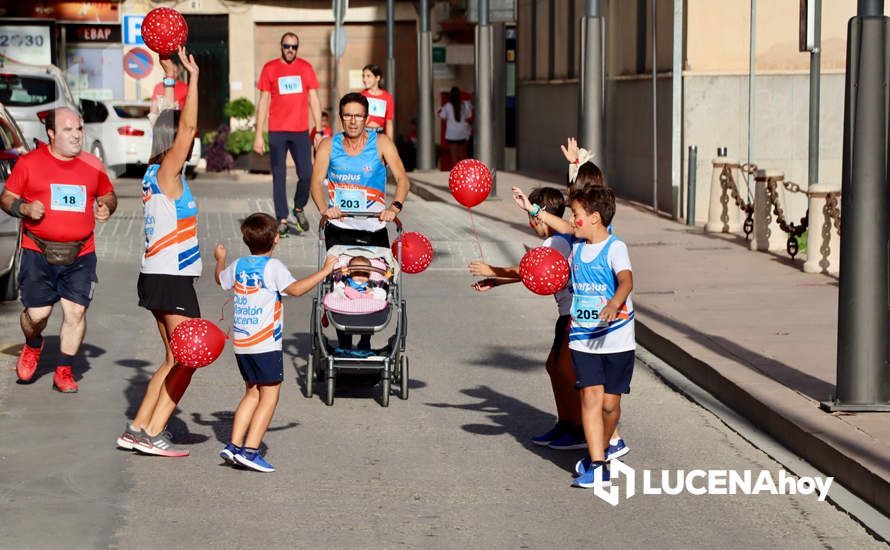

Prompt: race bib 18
xmin=278 ymin=75 xmax=303 ymax=95
xmin=50 ymin=184 xmax=87 ymax=213
xmin=367 ymin=97 xmax=387 ymax=118
xmin=333 ymin=187 xmax=367 ymax=212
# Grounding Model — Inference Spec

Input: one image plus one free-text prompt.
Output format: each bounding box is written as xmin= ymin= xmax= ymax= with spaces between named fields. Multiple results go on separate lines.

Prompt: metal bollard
xmin=705 ymin=150 xmax=743 ymax=234
xmin=750 ymin=170 xmax=787 ymax=251
xmin=686 ymin=145 xmax=697 ymax=226
xmin=803 ymin=183 xmax=841 ymax=275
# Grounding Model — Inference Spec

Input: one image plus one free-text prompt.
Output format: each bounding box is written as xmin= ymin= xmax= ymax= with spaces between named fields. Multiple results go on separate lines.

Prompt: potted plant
xmin=223 ymin=98 xmax=270 ymax=173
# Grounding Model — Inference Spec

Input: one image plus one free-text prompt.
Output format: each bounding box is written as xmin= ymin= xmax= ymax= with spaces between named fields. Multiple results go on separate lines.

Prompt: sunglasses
xmin=281 ymin=44 xmax=299 ymax=50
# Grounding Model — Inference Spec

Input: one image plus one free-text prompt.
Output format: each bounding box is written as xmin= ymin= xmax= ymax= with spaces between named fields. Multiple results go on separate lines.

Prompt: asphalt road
xmin=0 ymin=178 xmax=883 ymax=549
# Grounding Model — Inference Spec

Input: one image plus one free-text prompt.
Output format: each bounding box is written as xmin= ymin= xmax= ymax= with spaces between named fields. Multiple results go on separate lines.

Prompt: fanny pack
xmin=24 ymin=229 xmax=89 ymax=266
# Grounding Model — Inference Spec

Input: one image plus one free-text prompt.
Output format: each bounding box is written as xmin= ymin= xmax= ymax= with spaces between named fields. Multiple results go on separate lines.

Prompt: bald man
xmin=0 ymin=107 xmax=117 ymax=392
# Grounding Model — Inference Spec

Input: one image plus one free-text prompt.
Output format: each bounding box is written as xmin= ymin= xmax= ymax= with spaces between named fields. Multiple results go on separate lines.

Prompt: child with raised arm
xmin=214 ymin=213 xmax=336 ymax=472
xmin=514 ymin=185 xmax=635 ymax=489
xmin=469 ymin=187 xmax=585 ymax=449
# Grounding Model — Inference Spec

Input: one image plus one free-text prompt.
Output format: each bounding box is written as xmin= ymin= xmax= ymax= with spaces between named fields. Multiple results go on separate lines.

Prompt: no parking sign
xmin=123 ymin=47 xmax=153 ymax=80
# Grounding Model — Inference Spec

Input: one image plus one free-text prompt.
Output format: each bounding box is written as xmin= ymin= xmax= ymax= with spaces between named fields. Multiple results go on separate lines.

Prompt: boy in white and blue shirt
xmin=214 ymin=213 xmax=335 ymax=472
xmin=514 ymin=185 xmax=635 ymax=489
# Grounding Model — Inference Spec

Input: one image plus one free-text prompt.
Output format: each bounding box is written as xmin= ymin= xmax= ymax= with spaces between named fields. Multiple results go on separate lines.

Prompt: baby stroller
xmin=305 ymin=214 xmax=407 ymax=407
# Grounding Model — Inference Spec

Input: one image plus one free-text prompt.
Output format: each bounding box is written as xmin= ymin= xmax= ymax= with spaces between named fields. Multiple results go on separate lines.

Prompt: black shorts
xmin=236 ymin=350 xmax=284 ymax=384
xmin=571 ymin=349 xmax=635 ymax=394
xmin=137 ymin=273 xmax=201 ymax=318
xmin=19 ymin=249 xmax=98 ymax=308
xmin=324 ymin=223 xmax=390 ymax=250
xmin=550 ymin=314 xmax=570 ymax=362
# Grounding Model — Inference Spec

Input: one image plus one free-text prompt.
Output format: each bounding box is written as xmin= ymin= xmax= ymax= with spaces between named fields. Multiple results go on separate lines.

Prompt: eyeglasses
xmin=340 ymin=113 xmax=367 ymax=121
xmin=281 ymin=44 xmax=299 ymax=50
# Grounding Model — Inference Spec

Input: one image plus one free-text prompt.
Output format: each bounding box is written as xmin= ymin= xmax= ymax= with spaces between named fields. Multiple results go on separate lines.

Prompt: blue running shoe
xmin=531 ymin=422 xmax=571 ymax=446
xmin=572 ymin=461 xmax=611 ymax=489
xmin=235 ymin=450 xmax=275 ymax=473
xmin=219 ymin=443 xmax=241 ymax=465
xmin=605 ymin=438 xmax=629 ymax=461
xmin=548 ymin=427 xmax=588 ymax=450
xmin=574 ymin=456 xmax=593 ymax=476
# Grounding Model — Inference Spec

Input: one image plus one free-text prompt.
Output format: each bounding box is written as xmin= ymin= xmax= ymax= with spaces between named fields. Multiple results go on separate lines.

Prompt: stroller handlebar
xmin=318 ymin=211 xmax=403 ymax=232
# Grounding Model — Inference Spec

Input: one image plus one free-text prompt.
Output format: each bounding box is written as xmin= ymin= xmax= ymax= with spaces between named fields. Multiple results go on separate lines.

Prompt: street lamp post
xmin=824 ymin=0 xmax=890 ymax=412
xmin=475 ymin=0 xmax=496 ymax=194
xmin=417 ymin=0 xmax=435 ymax=170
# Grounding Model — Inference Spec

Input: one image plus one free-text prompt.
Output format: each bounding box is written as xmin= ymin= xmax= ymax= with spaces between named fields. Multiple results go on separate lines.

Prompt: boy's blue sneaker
xmin=219 ymin=443 xmax=241 ymax=465
xmin=234 ymin=449 xmax=275 ymax=473
xmin=572 ymin=461 xmax=611 ymax=489
xmin=548 ymin=427 xmax=588 ymax=450
xmin=531 ymin=422 xmax=571 ymax=446
xmin=606 ymin=438 xmax=630 ymax=461
xmin=574 ymin=456 xmax=593 ymax=476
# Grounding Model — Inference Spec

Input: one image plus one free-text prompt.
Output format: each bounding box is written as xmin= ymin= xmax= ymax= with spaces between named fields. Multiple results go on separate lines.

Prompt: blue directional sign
xmin=123 ymin=15 xmax=145 ymax=46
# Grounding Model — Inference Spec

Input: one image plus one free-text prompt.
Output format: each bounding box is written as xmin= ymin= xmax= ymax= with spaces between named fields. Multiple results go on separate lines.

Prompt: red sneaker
xmin=16 ymin=342 xmax=43 ymax=382
xmin=53 ymin=366 xmax=78 ymax=393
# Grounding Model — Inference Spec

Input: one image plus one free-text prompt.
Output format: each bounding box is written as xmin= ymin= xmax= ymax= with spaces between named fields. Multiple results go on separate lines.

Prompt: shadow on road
xmin=117 ymin=358 xmax=206 ymax=444
xmin=190 ymin=410 xmax=299 ymax=445
xmin=426 ymin=385 xmax=579 ymax=474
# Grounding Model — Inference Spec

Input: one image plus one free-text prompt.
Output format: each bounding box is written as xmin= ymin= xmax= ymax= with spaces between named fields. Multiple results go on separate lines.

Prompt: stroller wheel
xmin=379 ymin=374 xmax=390 ymax=408
xmin=325 ymin=370 xmax=335 ymax=406
xmin=399 ymin=355 xmax=409 ymax=400
xmin=304 ymin=353 xmax=314 ymax=398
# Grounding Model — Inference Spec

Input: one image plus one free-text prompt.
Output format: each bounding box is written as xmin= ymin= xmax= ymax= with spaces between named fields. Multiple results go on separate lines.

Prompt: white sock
xmin=610 ymin=437 xmax=620 ymax=445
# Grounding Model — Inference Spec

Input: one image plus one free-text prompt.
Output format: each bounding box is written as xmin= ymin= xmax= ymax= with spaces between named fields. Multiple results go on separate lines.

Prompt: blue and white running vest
xmin=327 ymin=130 xmax=387 ymax=232
xmin=568 ymin=235 xmax=635 ymax=353
xmin=141 ymin=164 xmax=201 ymax=276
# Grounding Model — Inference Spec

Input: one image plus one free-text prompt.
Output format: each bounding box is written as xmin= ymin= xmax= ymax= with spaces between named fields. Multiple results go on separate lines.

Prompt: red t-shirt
xmin=152 ymin=80 xmax=188 ymax=110
xmin=310 ymin=125 xmax=333 ymax=141
xmin=361 ymin=89 xmax=395 ymax=128
xmin=4 ymin=146 xmax=114 ymax=256
xmin=258 ymin=58 xmax=319 ymax=132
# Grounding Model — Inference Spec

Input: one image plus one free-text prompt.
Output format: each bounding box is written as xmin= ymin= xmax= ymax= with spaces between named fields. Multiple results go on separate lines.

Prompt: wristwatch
xmin=163 ymin=77 xmax=176 ymax=87
xmin=391 ymin=200 xmax=403 ymax=211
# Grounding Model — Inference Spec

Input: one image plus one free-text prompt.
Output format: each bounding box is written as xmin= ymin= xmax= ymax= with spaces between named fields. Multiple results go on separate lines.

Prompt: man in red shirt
xmin=0 ymin=107 xmax=117 ymax=393
xmin=253 ymin=32 xmax=325 ymax=237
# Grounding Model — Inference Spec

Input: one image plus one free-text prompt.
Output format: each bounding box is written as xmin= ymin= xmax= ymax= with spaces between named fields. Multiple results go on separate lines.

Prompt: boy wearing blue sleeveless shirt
xmin=514 ymin=185 xmax=635 ymax=489
xmin=214 ymin=213 xmax=336 ymax=472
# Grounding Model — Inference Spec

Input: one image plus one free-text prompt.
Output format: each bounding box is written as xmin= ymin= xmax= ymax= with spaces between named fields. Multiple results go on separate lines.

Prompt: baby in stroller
xmin=322 ymin=246 xmax=396 ymax=354
xmin=332 ymin=256 xmax=387 ymax=302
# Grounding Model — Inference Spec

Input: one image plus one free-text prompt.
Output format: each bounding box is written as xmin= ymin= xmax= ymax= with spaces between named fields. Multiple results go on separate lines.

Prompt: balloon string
xmin=218 ymin=296 xmax=233 ymax=339
xmin=468 ymin=207 xmax=484 ymax=261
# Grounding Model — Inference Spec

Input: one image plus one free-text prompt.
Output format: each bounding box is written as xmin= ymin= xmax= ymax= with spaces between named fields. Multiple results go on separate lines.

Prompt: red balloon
xmin=449 ymin=159 xmax=492 ymax=208
xmin=170 ymin=319 xmax=226 ymax=369
xmin=392 ymin=232 xmax=434 ymax=274
xmin=519 ymin=246 xmax=571 ymax=296
xmin=141 ymin=7 xmax=189 ymax=58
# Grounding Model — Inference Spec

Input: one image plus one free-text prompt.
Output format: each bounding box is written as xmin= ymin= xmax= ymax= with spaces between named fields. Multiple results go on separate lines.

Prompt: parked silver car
xmin=0 ymin=63 xmax=78 ymax=148
xmin=0 ymin=103 xmax=30 ymax=301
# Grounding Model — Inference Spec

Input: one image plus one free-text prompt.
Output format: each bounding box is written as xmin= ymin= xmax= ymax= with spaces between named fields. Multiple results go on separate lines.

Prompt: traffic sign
xmin=123 ymin=47 xmax=153 ymax=80
xmin=123 ymin=15 xmax=145 ymax=46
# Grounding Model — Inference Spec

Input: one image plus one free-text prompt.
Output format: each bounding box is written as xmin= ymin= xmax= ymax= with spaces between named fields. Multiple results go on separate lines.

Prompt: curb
xmin=194 ymin=170 xmax=271 ymax=183
xmin=635 ymin=320 xmax=890 ymax=520
xmin=408 ymin=176 xmax=446 ymax=202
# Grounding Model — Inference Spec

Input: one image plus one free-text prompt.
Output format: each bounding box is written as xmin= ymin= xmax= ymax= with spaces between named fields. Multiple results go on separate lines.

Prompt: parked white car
xmin=0 ymin=63 xmax=78 ymax=149
xmin=0 ymin=102 xmax=30 ymax=301
xmin=81 ymin=99 xmax=200 ymax=178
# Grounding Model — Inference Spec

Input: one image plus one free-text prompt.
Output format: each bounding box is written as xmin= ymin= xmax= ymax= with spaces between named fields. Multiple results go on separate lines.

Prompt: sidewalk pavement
xmin=408 ymin=169 xmax=890 ymax=519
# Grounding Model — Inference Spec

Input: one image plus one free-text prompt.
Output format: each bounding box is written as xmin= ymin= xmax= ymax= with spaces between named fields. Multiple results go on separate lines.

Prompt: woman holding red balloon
xmin=116 ymin=46 xmax=203 ymax=457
